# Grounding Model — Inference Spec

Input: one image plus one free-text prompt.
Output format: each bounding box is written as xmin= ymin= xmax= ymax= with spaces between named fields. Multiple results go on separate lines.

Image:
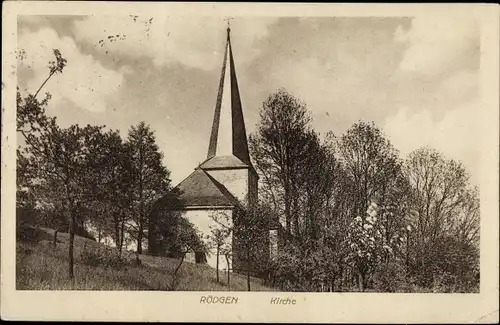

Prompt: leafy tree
xmin=168 ymin=216 xmax=207 ymax=290
xmin=207 ymin=216 xmax=232 ymax=284
xmin=126 ymin=121 xmax=171 ymax=259
xmin=234 ymin=204 xmax=272 ymax=291
xmin=149 ymin=200 xmax=207 ymax=290
xmin=403 ymin=147 xmax=479 ymax=289
xmin=208 ymin=204 xmax=271 ymax=291
xmin=337 ymin=121 xmax=403 ymax=217
xmin=19 ymin=120 xmax=106 ymax=283
xmin=83 ymin=129 xmax=134 ymax=253
xmin=249 ymin=89 xmax=315 ymax=236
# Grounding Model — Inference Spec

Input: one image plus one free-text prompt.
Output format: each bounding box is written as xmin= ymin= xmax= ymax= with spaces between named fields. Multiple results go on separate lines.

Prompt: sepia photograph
xmin=2 ymin=1 xmax=499 ymax=323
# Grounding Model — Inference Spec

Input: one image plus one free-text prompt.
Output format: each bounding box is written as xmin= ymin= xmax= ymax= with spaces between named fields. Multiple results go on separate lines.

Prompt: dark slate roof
xmin=199 ymin=155 xmax=248 ymax=169
xmin=173 ymin=168 xmax=239 ymax=208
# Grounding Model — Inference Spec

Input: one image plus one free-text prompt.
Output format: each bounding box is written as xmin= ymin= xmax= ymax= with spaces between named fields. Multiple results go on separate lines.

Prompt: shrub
xmin=17 ymin=224 xmax=52 ymax=243
xmin=79 ymin=245 xmax=126 ymax=270
xmin=371 ymin=260 xmax=411 ymax=292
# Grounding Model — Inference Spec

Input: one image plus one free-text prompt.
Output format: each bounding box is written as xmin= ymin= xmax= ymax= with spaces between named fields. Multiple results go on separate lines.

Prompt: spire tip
xmin=225 ymin=17 xmax=232 ymax=34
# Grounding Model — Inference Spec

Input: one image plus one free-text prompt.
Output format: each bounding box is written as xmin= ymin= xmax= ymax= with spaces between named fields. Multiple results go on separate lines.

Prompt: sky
xmin=17 ymin=14 xmax=480 ymax=185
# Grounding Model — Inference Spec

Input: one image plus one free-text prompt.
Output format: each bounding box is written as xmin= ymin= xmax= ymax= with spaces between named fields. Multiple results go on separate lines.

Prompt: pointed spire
xmin=207 ymin=25 xmax=251 ymax=165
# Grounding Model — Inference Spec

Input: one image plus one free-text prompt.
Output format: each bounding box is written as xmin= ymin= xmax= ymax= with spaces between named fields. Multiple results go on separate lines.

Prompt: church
xmin=162 ymin=26 xmax=272 ymax=273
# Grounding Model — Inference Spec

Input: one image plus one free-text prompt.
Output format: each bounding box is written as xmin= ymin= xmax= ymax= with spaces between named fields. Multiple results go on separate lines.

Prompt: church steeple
xmin=206 ymin=25 xmax=251 ymax=165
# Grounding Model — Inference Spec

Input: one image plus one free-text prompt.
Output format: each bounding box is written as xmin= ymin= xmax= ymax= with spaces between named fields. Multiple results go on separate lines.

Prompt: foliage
xmin=250 ymin=91 xmax=479 ymax=293
xmin=126 ymin=121 xmax=172 ymax=255
xmin=16 ymin=50 xmax=174 ymax=282
xmin=150 ymin=204 xmax=207 ymax=259
xmin=79 ymin=244 xmax=126 ymax=270
xmin=249 ymin=89 xmax=317 ymax=235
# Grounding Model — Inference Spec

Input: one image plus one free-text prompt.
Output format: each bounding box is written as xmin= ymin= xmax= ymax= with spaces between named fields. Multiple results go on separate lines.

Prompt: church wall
xmin=183 ymin=209 xmax=234 ymax=271
xmin=205 ymin=169 xmax=248 ymax=203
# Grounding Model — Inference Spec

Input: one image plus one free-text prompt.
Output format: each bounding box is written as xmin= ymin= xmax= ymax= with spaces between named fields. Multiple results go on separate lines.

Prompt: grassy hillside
xmin=16 ymin=225 xmax=274 ymax=291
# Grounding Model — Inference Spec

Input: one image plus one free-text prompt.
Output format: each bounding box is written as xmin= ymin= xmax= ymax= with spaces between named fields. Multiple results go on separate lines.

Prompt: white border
xmin=1 ymin=2 xmax=498 ymax=323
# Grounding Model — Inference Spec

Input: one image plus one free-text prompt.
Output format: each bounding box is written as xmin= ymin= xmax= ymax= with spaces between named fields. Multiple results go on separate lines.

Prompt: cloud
xmin=72 ymin=16 xmax=278 ymax=71
xmin=388 ymin=13 xmax=480 ymax=184
xmin=395 ymin=14 xmax=479 ymax=77
xmin=18 ymin=26 xmax=124 ymax=113
xmin=384 ymin=99 xmax=479 ymax=184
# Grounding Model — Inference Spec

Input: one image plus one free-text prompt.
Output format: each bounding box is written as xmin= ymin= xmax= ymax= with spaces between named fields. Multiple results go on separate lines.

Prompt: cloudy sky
xmin=17 ymin=14 xmax=480 ymax=185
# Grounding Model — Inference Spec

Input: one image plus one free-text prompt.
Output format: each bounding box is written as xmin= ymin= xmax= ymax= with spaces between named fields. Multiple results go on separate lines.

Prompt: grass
xmin=16 ymin=225 xmax=274 ymax=291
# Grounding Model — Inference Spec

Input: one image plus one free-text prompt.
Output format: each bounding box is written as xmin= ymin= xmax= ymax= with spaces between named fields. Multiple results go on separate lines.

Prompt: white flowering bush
xmin=346 ymin=202 xmax=384 ymax=268
xmin=346 ymin=201 xmax=412 ymax=291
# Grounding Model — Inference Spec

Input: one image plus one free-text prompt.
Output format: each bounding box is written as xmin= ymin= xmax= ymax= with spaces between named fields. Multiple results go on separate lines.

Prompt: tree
xmin=403 ymin=147 xmax=479 ymax=289
xmin=207 ymin=217 xmax=232 ymax=284
xmin=208 ymin=204 xmax=270 ymax=291
xmin=84 ymin=130 xmax=134 ymax=253
xmin=16 ymin=49 xmax=67 ymax=230
xmin=337 ymin=121 xmax=403 ymax=217
xmin=249 ymin=89 xmax=315 ymax=236
xmin=168 ymin=216 xmax=207 ymax=290
xmin=234 ymin=204 xmax=272 ymax=291
xmin=126 ymin=121 xmax=171 ymax=260
xmin=19 ymin=120 xmax=106 ymax=283
xmin=16 ymin=49 xmax=102 ymax=283
xmin=148 ymin=201 xmax=207 ymax=290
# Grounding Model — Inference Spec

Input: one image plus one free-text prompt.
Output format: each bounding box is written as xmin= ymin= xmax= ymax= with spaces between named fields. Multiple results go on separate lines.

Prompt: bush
xmin=17 ymin=224 xmax=53 ymax=243
xmin=79 ymin=245 xmax=126 ymax=270
xmin=371 ymin=260 xmax=412 ymax=292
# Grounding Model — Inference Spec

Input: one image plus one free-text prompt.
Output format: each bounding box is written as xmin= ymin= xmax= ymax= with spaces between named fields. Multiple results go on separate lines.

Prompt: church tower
xmin=160 ymin=25 xmax=262 ymax=272
xmin=200 ymin=25 xmax=258 ymax=206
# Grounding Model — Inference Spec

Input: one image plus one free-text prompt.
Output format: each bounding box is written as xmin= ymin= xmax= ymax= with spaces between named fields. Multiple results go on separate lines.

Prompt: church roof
xmin=174 ymin=168 xmax=240 ymax=208
xmin=199 ymin=155 xmax=248 ymax=169
xmin=161 ymin=26 xmax=257 ymax=211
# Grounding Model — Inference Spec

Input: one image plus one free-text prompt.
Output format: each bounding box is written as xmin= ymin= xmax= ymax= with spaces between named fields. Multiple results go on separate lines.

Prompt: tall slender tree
xmin=126 ymin=122 xmax=171 ymax=259
xmin=249 ymin=89 xmax=316 ymax=237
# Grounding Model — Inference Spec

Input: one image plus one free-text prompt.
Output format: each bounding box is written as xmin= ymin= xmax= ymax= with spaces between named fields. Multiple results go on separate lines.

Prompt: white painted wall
xmin=183 ymin=209 xmax=234 ymax=271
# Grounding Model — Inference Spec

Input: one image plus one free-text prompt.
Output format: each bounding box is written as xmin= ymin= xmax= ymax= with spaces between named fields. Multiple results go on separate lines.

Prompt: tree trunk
xmin=137 ymin=220 xmax=143 ymax=255
xmin=170 ymin=252 xmax=186 ymax=290
xmin=68 ymin=210 xmax=75 ymax=287
xmin=246 ymin=249 xmax=251 ymax=291
xmin=114 ymin=214 xmax=120 ymax=250
xmin=358 ymin=271 xmax=365 ymax=292
xmin=406 ymin=230 xmax=410 ymax=271
xmin=216 ymin=244 xmax=220 ymax=283
xmin=225 ymin=254 xmax=231 ymax=290
xmin=148 ymin=215 xmax=155 ymax=255
xmin=98 ymin=227 xmax=102 ymax=243
xmin=53 ymin=228 xmax=58 ymax=248
xmin=173 ymin=252 xmax=186 ymax=276
xmin=137 ymin=146 xmax=144 ymax=257
xmin=284 ymin=183 xmax=291 ymax=234
xmin=119 ymin=220 xmax=125 ymax=255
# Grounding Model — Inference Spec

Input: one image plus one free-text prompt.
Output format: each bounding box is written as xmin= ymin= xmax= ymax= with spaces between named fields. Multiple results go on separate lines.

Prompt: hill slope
xmin=16 ymin=225 xmax=274 ymax=291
